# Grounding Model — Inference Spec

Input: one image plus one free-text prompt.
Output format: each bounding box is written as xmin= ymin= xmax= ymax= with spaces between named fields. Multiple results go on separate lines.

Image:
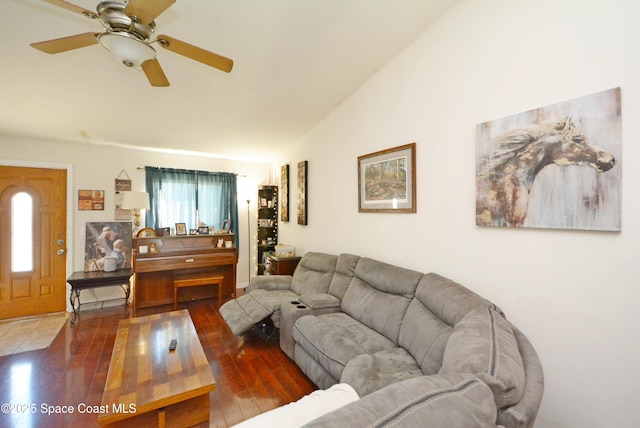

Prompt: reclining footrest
xmin=219 ymin=292 xmax=272 ymax=336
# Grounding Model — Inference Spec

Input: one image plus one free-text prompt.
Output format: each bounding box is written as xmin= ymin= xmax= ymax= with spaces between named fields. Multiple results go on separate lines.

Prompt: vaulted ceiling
xmin=0 ymin=0 xmax=457 ymax=161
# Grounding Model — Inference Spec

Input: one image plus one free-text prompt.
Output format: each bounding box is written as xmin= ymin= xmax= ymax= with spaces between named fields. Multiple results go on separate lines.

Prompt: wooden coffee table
xmin=98 ymin=310 xmax=216 ymax=428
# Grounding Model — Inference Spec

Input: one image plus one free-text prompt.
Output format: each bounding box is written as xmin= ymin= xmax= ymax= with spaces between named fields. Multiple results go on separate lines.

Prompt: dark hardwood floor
xmin=0 ymin=298 xmax=316 ymax=428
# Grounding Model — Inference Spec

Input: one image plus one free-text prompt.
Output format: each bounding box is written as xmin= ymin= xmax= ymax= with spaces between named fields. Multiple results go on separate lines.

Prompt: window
xmin=145 ymin=167 xmax=239 ymax=246
xmin=11 ymin=192 xmax=34 ymax=272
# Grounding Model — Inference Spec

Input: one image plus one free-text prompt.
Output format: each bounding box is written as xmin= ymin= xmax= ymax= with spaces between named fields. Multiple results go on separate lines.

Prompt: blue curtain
xmin=197 ymin=171 xmax=239 ymax=247
xmin=145 ymin=167 xmax=239 ymax=248
xmin=145 ymin=167 xmax=162 ymax=229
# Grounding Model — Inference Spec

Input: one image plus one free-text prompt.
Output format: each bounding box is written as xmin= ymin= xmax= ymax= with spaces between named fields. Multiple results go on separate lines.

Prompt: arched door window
xmin=11 ymin=192 xmax=34 ymax=272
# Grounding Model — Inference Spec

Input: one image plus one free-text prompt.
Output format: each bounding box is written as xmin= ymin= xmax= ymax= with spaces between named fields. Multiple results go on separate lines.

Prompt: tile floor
xmin=0 ymin=312 xmax=68 ymax=357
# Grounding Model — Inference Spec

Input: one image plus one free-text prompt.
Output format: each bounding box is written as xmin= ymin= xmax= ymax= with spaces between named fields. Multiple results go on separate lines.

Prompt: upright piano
xmin=132 ymin=234 xmax=238 ymax=315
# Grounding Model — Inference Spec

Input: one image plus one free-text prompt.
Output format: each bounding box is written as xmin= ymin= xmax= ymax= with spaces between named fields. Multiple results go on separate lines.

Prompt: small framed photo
xmin=358 ymin=143 xmax=416 ymax=213
xmin=156 ymin=226 xmax=171 ymax=236
xmin=175 ymin=223 xmax=187 ymax=235
xmin=198 ymin=226 xmax=210 ymax=235
xmin=221 ymin=219 xmax=231 ymax=233
xmin=189 ymin=229 xmax=198 ymax=235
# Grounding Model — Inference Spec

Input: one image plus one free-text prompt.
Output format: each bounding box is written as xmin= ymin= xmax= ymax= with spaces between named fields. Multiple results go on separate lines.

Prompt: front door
xmin=0 ymin=166 xmax=67 ymax=319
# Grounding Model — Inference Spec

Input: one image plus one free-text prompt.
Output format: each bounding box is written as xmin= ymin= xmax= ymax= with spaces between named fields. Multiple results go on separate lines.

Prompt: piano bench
xmin=174 ymin=274 xmax=225 ymax=310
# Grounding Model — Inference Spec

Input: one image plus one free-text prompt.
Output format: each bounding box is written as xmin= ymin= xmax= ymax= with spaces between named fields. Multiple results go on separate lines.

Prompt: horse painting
xmin=476 ymin=117 xmax=616 ymax=227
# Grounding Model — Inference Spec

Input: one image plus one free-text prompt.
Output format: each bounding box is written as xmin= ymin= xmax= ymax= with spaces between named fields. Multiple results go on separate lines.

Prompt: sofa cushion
xmin=340 ymin=347 xmax=423 ymax=397
xmin=303 ymin=374 xmax=497 ymax=427
xmin=220 ymin=289 xmax=298 ymax=336
xmin=398 ymin=273 xmax=497 ymax=375
xmin=440 ymin=306 xmax=525 ymax=410
xmin=327 ymin=253 xmax=361 ymax=300
xmin=341 ymin=257 xmax=422 ymax=344
xmin=293 ymin=312 xmax=396 ymax=381
xmin=418 ymin=273 xmax=500 ymax=325
xmin=398 ymin=297 xmax=453 ymax=376
xmin=245 ymin=274 xmax=292 ymax=293
xmin=290 ymin=252 xmax=337 ymax=295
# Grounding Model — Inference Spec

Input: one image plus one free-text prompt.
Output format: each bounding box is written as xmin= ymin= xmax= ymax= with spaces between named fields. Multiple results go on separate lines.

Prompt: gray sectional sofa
xmin=220 ymin=252 xmax=544 ymax=427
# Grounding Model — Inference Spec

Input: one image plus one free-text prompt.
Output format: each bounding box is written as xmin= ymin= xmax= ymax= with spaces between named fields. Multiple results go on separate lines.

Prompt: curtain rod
xmin=136 ymin=166 xmax=247 ymax=177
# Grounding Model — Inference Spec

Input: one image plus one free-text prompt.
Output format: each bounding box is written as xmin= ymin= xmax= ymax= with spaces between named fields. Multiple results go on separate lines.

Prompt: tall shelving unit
xmin=257 ymin=185 xmax=278 ymax=275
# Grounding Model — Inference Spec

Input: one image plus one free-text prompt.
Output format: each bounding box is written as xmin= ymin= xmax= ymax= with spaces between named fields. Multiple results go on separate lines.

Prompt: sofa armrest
xmin=496 ymin=324 xmax=544 ymax=428
xmin=298 ymin=293 xmax=341 ymax=310
xmin=303 ymin=374 xmax=497 ymax=427
xmin=279 ymin=296 xmax=342 ymax=359
xmin=246 ymin=275 xmax=293 ymax=292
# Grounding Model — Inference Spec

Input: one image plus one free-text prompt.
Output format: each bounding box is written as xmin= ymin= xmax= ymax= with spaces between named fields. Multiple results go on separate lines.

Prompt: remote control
xmin=169 ymin=339 xmax=177 ymax=351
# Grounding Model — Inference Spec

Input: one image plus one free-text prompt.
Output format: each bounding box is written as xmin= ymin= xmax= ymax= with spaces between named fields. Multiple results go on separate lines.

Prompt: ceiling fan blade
xmin=31 ymin=32 xmax=99 ymax=54
xmin=125 ymin=0 xmax=175 ymax=25
xmin=156 ymin=35 xmax=233 ymax=73
xmin=141 ymin=59 xmax=170 ymax=87
xmin=41 ymin=0 xmax=97 ymax=19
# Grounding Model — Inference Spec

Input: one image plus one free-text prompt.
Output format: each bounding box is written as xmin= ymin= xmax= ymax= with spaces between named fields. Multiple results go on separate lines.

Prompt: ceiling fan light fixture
xmin=97 ymin=32 xmax=156 ymax=67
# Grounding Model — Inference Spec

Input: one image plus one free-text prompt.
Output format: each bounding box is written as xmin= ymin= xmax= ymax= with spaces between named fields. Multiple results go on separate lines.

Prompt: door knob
xmin=57 ymin=249 xmax=65 ymax=255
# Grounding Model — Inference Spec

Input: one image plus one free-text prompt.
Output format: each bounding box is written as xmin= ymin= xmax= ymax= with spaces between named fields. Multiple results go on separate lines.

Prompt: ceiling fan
xmin=30 ymin=0 xmax=233 ymax=86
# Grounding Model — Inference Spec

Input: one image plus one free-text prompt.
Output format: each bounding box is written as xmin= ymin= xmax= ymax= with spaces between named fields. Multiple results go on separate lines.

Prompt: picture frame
xmin=175 ymin=223 xmax=187 ymax=235
xmin=189 ymin=229 xmax=198 ymax=235
xmin=281 ymin=164 xmax=290 ymax=222
xmin=198 ymin=226 xmax=210 ymax=235
xmin=78 ymin=190 xmax=105 ymax=211
xmin=114 ymin=173 xmax=131 ymax=219
xmin=358 ymin=143 xmax=416 ymax=213
xmin=476 ymin=88 xmax=620 ymax=231
xmin=84 ymin=222 xmax=132 ymax=271
xmin=156 ymin=226 xmax=171 ymax=236
xmin=298 ymin=160 xmax=308 ymax=225
xmin=221 ymin=219 xmax=231 ymax=233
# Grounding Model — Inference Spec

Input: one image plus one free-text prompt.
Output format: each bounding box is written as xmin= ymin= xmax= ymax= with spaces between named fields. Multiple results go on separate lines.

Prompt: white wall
xmin=1 ymin=136 xmax=272 ymax=306
xmin=277 ymin=0 xmax=640 ymax=426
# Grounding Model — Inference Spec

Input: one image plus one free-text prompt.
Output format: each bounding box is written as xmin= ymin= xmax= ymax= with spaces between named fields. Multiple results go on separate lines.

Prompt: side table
xmin=66 ymin=269 xmax=132 ymax=323
xmin=264 ymin=255 xmax=302 ymax=275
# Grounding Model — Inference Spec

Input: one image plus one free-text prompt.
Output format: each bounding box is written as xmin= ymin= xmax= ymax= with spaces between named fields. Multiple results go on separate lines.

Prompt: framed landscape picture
xmin=358 ymin=143 xmax=416 ymax=213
